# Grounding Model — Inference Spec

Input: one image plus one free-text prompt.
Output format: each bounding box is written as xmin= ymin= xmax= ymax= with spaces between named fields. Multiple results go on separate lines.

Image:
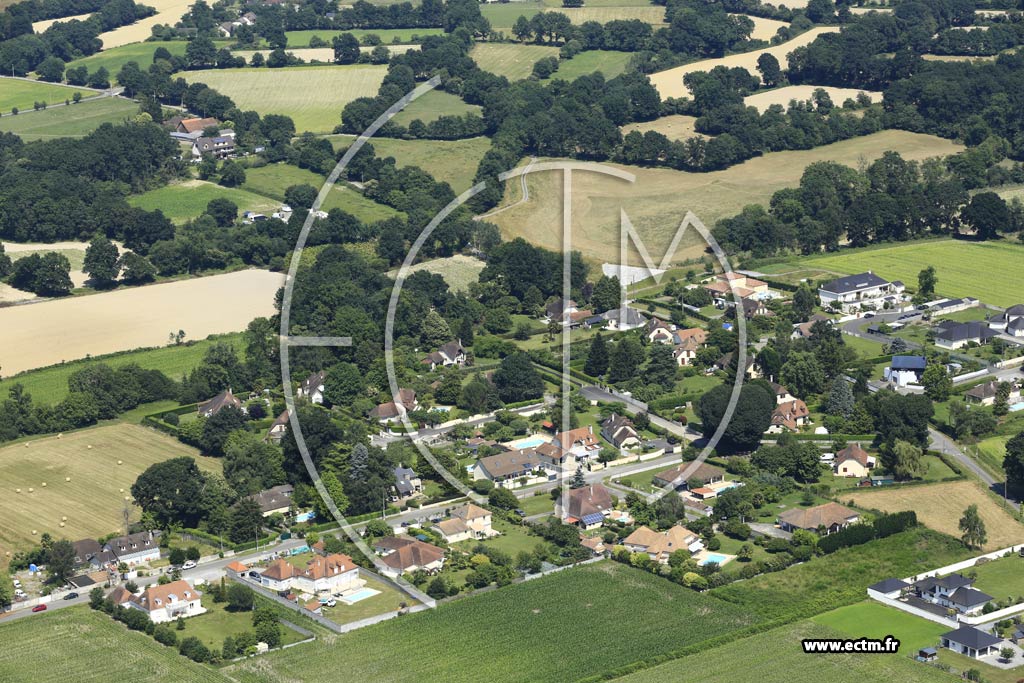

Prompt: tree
xmin=644 ymin=344 xmax=677 ymax=391
xmin=697 ymin=382 xmax=775 ymax=452
xmin=323 ymin=362 xmax=363 ymax=407
xmin=780 ymin=351 xmax=825 ymax=398
xmin=493 ymin=352 xmax=544 ymax=403
xmin=10 ymin=252 xmax=73 ymax=296
xmin=119 ymin=252 xmax=157 ymax=284
xmin=169 ymin=547 xmax=187 ymax=566
xmin=488 ymin=487 xmax=518 ymax=509
xmin=962 ymin=192 xmax=1009 ymax=240
xmin=132 ymin=457 xmax=208 ymax=527
xmin=921 ymin=364 xmax=953 ymax=401
xmin=83 ymin=234 xmax=120 ymax=287
xmin=590 ymin=275 xmax=621 ymax=313
xmin=608 ymin=336 xmax=643 ymax=383
xmin=421 ymin=310 xmax=452 ymax=348
xmin=46 ymin=539 xmax=75 ymax=584
xmin=227 ymin=583 xmax=255 ymax=611
xmin=313 ymin=470 xmax=349 ymax=520
xmin=917 ymin=266 xmax=937 ymax=300
xmin=584 ymin=333 xmax=609 ymax=377
xmin=426 ymin=576 xmax=449 ymax=599
xmin=364 ymin=519 xmax=393 ymax=538
xmin=333 ymin=33 xmax=361 ymax=64
xmin=223 ymin=431 xmax=285 ymax=495
xmin=756 ymin=53 xmax=783 ymax=87
xmin=792 ymin=283 xmax=817 ymax=321
xmin=219 ymin=161 xmax=246 ymax=188
xmin=958 ymin=504 xmax=987 ymax=549
xmin=570 ymin=468 xmax=585 ymax=489
xmin=206 ymin=198 xmax=238 ymax=227
xmin=823 ymin=377 xmax=855 ymax=418
xmin=284 ymin=184 xmax=318 ymax=210
xmin=458 ymin=316 xmax=474 ymax=346
xmin=200 ymin=406 xmax=247 ymax=456
xmin=1003 ymin=431 xmax=1024 ymax=495
xmin=228 ymin=498 xmax=264 ymax=544
xmin=37 ymin=56 xmax=65 ymax=83
xmin=885 ymin=439 xmax=925 ymax=481
xmin=1001 ymin=647 xmax=1015 ymax=663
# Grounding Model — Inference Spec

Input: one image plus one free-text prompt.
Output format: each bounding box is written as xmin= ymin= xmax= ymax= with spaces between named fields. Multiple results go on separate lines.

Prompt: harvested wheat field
xmin=738 ymin=15 xmax=789 ymax=41
xmin=0 ymin=424 xmax=222 ymax=557
xmin=553 ymin=6 xmax=666 ymax=24
xmin=846 ymin=481 xmax=1024 ymax=551
xmin=649 ymin=27 xmax=839 ymax=98
xmin=743 ymin=85 xmax=882 ymax=112
xmin=232 ymin=45 xmax=416 ymax=63
xmin=0 ymin=240 xmax=125 ymax=302
xmin=621 ymin=114 xmax=707 ymax=141
xmin=97 ymin=0 xmax=193 ymax=49
xmin=32 ymin=12 xmax=92 ymax=32
xmin=849 ymin=5 xmax=892 ymax=13
xmin=0 ymin=269 xmax=283 ymax=374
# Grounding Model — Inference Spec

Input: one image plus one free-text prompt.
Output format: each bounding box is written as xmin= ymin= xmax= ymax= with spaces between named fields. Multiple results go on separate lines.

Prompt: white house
xmin=818 ymin=271 xmax=904 ymax=312
xmin=259 ymin=553 xmax=363 ymax=596
xmin=298 ymin=371 xmax=325 ymax=404
xmin=106 ymin=531 xmax=161 ymax=567
xmin=128 ymin=580 xmax=206 ymax=624
xmin=433 ymin=504 xmax=494 ymax=543
xmin=989 ymin=304 xmax=1024 ymax=337
xmin=940 ymin=626 xmax=1002 ymax=659
xmin=421 ymin=340 xmax=466 ymax=370
xmin=621 ymin=525 xmax=703 ymax=563
xmin=884 ymin=355 xmax=927 ymax=387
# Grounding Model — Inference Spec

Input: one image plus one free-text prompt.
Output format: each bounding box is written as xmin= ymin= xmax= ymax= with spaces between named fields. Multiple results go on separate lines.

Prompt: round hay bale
xmin=59 ymin=522 xmax=65 ymax=527
xmin=15 ymin=488 xmax=20 ymax=493
xmin=117 ymin=459 xmax=122 ymax=465
xmin=41 ymin=482 xmax=46 ymax=487
xmin=61 ymin=516 xmax=67 ymax=521
xmin=65 ymin=477 xmax=71 ymax=482
xmin=87 ymin=445 xmax=92 ymax=450
xmin=57 ymin=433 xmax=62 ymax=439
xmin=28 ymin=487 xmax=33 ymax=493
xmin=31 ymin=530 xmax=36 ymax=535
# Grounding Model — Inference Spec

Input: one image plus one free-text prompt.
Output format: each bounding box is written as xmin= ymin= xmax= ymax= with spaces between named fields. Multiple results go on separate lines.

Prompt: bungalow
xmin=106 ymin=531 xmax=161 ymax=567
xmin=867 ymin=578 xmax=908 ymax=599
xmin=621 ymin=525 xmax=703 ymax=563
xmin=833 ymin=443 xmax=875 ymax=478
xmin=966 ymin=380 xmax=1021 ymax=407
xmin=778 ymin=502 xmax=859 ymax=535
xmin=725 ymin=297 xmax=772 ymax=321
xmin=711 ymin=351 xmax=760 ymax=379
xmin=652 ymin=462 xmax=726 ymax=490
xmin=564 ymin=484 xmax=614 ymax=529
xmin=940 ymin=626 xmax=1002 ymax=659
xmin=198 ymin=388 xmax=243 ymax=417
xmin=601 ymin=413 xmax=640 ymax=449
xmin=934 ymin=320 xmax=996 ymax=350
xmin=247 ymin=484 xmax=294 ymax=517
xmin=392 ymin=465 xmax=422 ymax=500
xmin=369 ymin=388 xmax=418 ymax=422
xmin=885 ymin=355 xmax=927 ymax=387
xmin=767 ymin=399 xmax=811 ymax=433
xmin=913 ymin=574 xmax=994 ymax=615
xmin=989 ymin=304 xmax=1024 ymax=337
xmin=704 ymin=272 xmax=769 ymax=306
xmin=646 ymin=319 xmax=681 ymax=345
xmin=791 ymin=314 xmax=833 ymax=341
xmin=297 ymin=370 xmax=325 ymax=404
xmin=433 ymin=504 xmax=494 ymax=543
xmin=473 ymin=449 xmax=551 ymax=488
xmin=818 ymin=271 xmax=904 ymax=312
xmin=421 ymin=340 xmax=466 ymax=370
xmin=266 ymin=409 xmax=289 ymax=443
xmin=581 ymin=536 xmax=606 ymax=556
xmin=128 ymin=580 xmax=205 ymax=624
xmin=601 ymin=306 xmax=647 ymax=331
xmin=373 ymin=536 xmax=445 ymax=577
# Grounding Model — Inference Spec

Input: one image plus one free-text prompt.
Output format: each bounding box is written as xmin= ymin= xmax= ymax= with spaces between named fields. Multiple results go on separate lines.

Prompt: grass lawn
xmin=358 ymin=136 xmax=492 ymax=193
xmin=65 ymin=40 xmax=195 ymax=76
xmin=0 ymin=424 xmax=222 ymax=559
xmin=451 ymin=517 xmax=540 ymax=557
xmin=547 ymin=50 xmax=633 ymax=81
xmin=0 ymin=606 xmax=227 ymax=682
xmin=0 ymin=97 xmax=138 ymax=140
xmin=224 ymin=561 xmax=760 ymax=683
xmin=970 ymin=553 xmax=1024 ymax=602
xmin=284 ymin=27 xmax=444 ymax=46
xmin=0 ymin=332 xmax=244 ymax=404
xmin=129 ymin=179 xmax=279 ymax=223
xmin=517 ymin=492 xmax=555 ymax=516
xmin=9 ymin=247 xmax=85 ymax=270
xmin=470 ymin=43 xmax=560 ymax=81
xmin=0 ymin=80 xmax=92 ymax=113
xmin=843 ymin=332 xmax=886 ymax=358
xmin=386 ymin=254 xmax=485 ymax=292
xmin=176 ymin=595 xmax=308 ymax=652
xmin=318 ymin=574 xmax=411 ymax=623
xmin=813 ymin=601 xmax=947 ymax=653
xmin=242 ymin=163 xmax=401 ymax=223
xmin=182 ymin=66 xmax=387 ymax=134
xmin=389 ymin=89 xmax=481 ymax=126
xmin=936 ymin=307 xmax=992 ymax=323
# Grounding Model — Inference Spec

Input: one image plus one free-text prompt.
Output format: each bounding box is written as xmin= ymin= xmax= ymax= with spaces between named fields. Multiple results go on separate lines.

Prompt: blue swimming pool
xmin=342 ymin=588 xmax=381 ymax=604
xmin=1010 ymin=402 xmax=1024 ymax=413
xmin=700 ymin=553 xmax=728 ymax=566
xmin=508 ymin=436 xmax=549 ymax=450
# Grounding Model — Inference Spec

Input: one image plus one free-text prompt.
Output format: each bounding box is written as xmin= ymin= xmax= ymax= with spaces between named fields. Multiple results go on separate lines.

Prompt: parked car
xmin=181 ymin=560 xmax=197 ymax=570
xmin=63 ymin=592 xmax=79 ymax=600
xmin=318 ymin=598 xmax=337 ymax=607
xmin=514 ymin=509 xmax=527 ymax=517
xmin=12 ymin=579 xmax=21 ymax=589
xmin=248 ymin=571 xmax=261 ymax=580
xmin=31 ymin=604 xmax=47 ymax=612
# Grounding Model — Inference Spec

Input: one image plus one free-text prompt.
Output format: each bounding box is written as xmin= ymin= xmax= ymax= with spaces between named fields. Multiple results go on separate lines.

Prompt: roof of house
xmin=194 ymin=136 xmax=235 ymax=153
xmin=178 ymin=117 xmax=218 ymax=133
xmin=107 ymin=585 xmax=135 ymax=605
xmin=555 ymin=426 xmax=599 ymax=451
xmin=835 ymin=443 xmax=872 ymax=468
xmin=653 ymin=462 xmax=726 ymax=486
xmin=370 ymin=401 xmax=403 ymax=419
xmin=198 ymin=388 xmax=242 ymax=415
xmin=261 ymin=558 xmax=298 ymax=581
xmin=949 ymin=586 xmax=994 ymax=607
xmin=601 ymin=307 xmax=647 ymax=326
xmin=374 ymin=536 xmax=445 ymax=571
xmin=581 ymin=536 xmax=605 ymax=551
xmin=269 ymin=409 xmax=289 ymax=429
xmin=966 ymin=381 xmax=1001 ymax=400
xmin=546 ymin=299 xmax=577 ymax=319
xmin=771 ymin=399 xmax=810 ymax=430
xmin=868 ymin=578 xmax=908 ymax=593
xmin=622 ymin=525 xmax=699 ymax=557
xmin=226 ymin=561 xmax=248 ymax=573
xmin=821 ymin=271 xmax=891 ymax=294
xmin=778 ymin=502 xmax=858 ymax=530
xmin=133 ymin=580 xmax=201 ymax=612
xmin=450 ymin=503 xmax=490 ymax=522
xmin=73 ymin=538 xmax=103 ymax=564
xmin=106 ymin=531 xmax=159 ymax=557
xmin=476 ymin=449 xmax=543 ymax=479
xmin=301 ymin=553 xmax=356 ymax=580
xmin=434 ymin=517 xmax=470 ymax=537
xmin=941 ymin=625 xmax=1001 ymax=650
xmin=601 ymin=413 xmax=638 ymax=445
xmin=300 ymin=370 xmax=325 ymax=393
xmin=935 ymin=320 xmax=996 ymax=343
xmin=915 ymin=573 xmax=974 ymax=592
xmin=393 ymin=465 xmax=419 ymax=495
xmin=890 ymin=355 xmax=927 ymax=371
xmin=566 ymin=484 xmax=612 ymax=521
xmin=247 ymin=484 xmax=294 ymax=514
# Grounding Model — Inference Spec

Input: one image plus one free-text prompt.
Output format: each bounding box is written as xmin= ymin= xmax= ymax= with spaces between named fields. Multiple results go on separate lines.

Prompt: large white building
xmin=818 ymin=271 xmax=904 ymax=312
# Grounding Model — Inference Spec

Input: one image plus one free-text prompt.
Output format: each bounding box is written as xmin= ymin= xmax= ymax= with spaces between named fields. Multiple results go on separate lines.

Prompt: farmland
xmin=547 ymin=50 xmax=633 ymax=81
xmin=758 ymin=240 xmax=1024 ymax=308
xmin=96 ymin=0 xmax=193 ymax=49
xmin=846 ymin=481 xmax=1024 ymax=551
xmin=388 ymin=255 xmax=486 ymax=293
xmin=358 ymin=136 xmax=492 ymax=192
xmin=743 ymin=15 xmax=789 ymax=41
xmin=0 ymin=80 xmax=92 ymax=113
xmin=0 ymin=607 xmax=229 ymax=683
xmin=390 ymin=89 xmax=481 ymax=126
xmin=0 ymin=332 xmax=244 ymax=404
xmin=182 ymin=66 xmax=387 ymax=134
xmin=241 ymin=163 xmax=402 ymax=222
xmin=743 ymin=85 xmax=882 ymax=112
xmin=225 ymin=562 xmax=759 ymax=683
xmin=611 ymin=620 xmax=951 ymax=683
xmin=621 ymin=114 xmax=705 ymax=141
xmin=65 ymin=40 xmax=194 ymax=76
xmin=0 ymin=269 xmax=283 ymax=375
xmin=488 ymin=131 xmax=962 ymax=266
xmin=128 ymin=179 xmax=279 ymax=223
xmin=469 ymin=43 xmax=560 ymax=81
xmin=0 ymin=424 xmax=221 ymax=556
xmin=0 ymin=97 xmax=138 ymax=140
xmin=32 ymin=12 xmax=92 ymax=32
xmin=552 ymin=6 xmax=666 ymax=24
xmin=649 ymin=27 xmax=840 ymax=98
xmin=285 ymin=27 xmax=444 ymax=46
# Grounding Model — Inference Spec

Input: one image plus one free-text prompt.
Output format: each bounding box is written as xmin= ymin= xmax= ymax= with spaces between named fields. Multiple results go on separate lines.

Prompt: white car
xmin=12 ymin=579 xmax=21 ymax=588
xmin=181 ymin=560 xmax=197 ymax=570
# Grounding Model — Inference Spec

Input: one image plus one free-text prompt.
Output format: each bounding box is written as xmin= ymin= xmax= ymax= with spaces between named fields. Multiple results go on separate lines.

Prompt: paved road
xmin=929 ymin=427 xmax=1019 ymax=509
xmin=579 ymin=385 xmax=700 ymax=442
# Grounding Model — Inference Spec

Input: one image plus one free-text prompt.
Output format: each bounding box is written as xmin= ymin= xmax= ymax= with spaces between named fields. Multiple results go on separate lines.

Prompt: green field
xmin=0 ymin=331 xmax=244 ymax=403
xmin=0 ymin=80 xmax=93 ymax=113
xmin=470 ymin=43 xmax=560 ymax=81
xmin=226 ymin=562 xmax=759 ymax=683
xmin=176 ymin=595 xmax=308 ymax=652
xmin=0 ymin=97 xmax=138 ymax=140
xmin=759 ymin=240 xmax=1024 ymax=307
xmin=812 ymin=601 xmax=947 ymax=653
xmin=128 ymin=179 xmax=279 ymax=223
xmin=0 ymin=607 xmax=227 ymax=683
xmin=612 ymin=619 xmax=952 ymax=683
xmin=387 ymin=254 xmax=485 ymax=292
xmin=390 ymin=89 xmax=481 ymax=126
xmin=361 ymin=136 xmax=492 ymax=192
xmin=241 ymin=163 xmax=401 ymax=223
xmin=970 ymin=554 xmax=1024 ymax=602
xmin=285 ymin=27 xmax=444 ymax=46
xmin=183 ymin=66 xmax=387 ymax=134
xmin=65 ymin=41 xmax=194 ymax=78
xmin=547 ymin=50 xmax=633 ymax=81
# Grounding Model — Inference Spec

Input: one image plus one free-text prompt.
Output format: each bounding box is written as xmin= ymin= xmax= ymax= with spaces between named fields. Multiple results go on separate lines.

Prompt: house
xmin=433 ymin=504 xmax=494 ymax=543
xmin=673 ymin=328 xmax=708 ymax=367
xmin=791 ymin=314 xmax=834 ymax=340
xmin=711 ymin=351 xmax=760 ymax=379
xmin=106 ymin=531 xmax=161 ymax=566
xmin=241 ymin=11 xmax=256 ymax=23
xmin=175 ymin=117 xmax=219 ymax=135
xmin=767 ymin=399 xmax=811 ymax=433
xmin=392 ymin=465 xmax=422 ymax=500
xmin=704 ymin=272 xmax=769 ymax=305
xmin=966 ymin=380 xmax=1021 ymax=407
xmin=770 ymin=382 xmax=796 ymax=404
xmin=225 ymin=560 xmax=248 ymax=574
xmin=72 ymin=538 xmax=113 ymax=570
xmin=369 ymin=388 xmax=418 ymax=422
xmin=192 ymin=133 xmax=236 ymax=159
xmin=601 ymin=413 xmax=640 ymax=449
xmin=373 ymin=536 xmax=445 ymax=576
xmin=928 ymin=297 xmax=979 ymax=316
xmin=833 ymin=443 xmax=875 ymax=478
xmin=989 ymin=304 xmax=1024 ymax=337
xmin=564 ymin=484 xmax=614 ymax=529
xmin=885 ymin=355 xmax=927 ymax=387
xmin=913 ymin=574 xmax=994 ymax=614
xmin=778 ymin=502 xmax=859 ymax=534
xmin=472 ymin=449 xmax=551 ymax=488
xmin=934 ymin=320 xmax=997 ymax=350
xmin=259 ymin=559 xmax=298 ymax=592
xmin=867 ymin=578 xmax=908 ymax=599
xmin=198 ymin=388 xmax=243 ymax=417
xmin=106 ymin=585 xmax=136 ymax=608
xmin=260 ymin=553 xmax=363 ymax=595
xmin=621 ymin=525 xmax=703 ymax=563
xmin=725 ymin=297 xmax=772 ymax=321
xmin=266 ymin=409 xmax=289 ymax=443
xmin=646 ymin=319 xmax=680 ymax=345
xmin=421 ymin=340 xmax=466 ymax=370
xmin=818 ymin=271 xmax=905 ymax=312
xmin=601 ymin=306 xmax=647 ymax=331
xmin=940 ymin=626 xmax=1002 ymax=659
xmin=218 ymin=20 xmax=236 ymax=37
xmin=581 ymin=536 xmax=606 ymax=555
xmin=553 ymin=425 xmax=601 ymax=463
xmin=128 ymin=580 xmax=205 ymax=624
xmin=544 ymin=299 xmax=578 ymax=323
xmin=652 ymin=462 xmax=726 ymax=490
xmin=297 ymin=370 xmax=325 ymax=404
xmin=247 ymin=484 xmax=294 ymax=517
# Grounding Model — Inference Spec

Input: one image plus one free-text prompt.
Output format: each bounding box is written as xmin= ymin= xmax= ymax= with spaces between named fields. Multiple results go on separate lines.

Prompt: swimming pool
xmin=700 ymin=553 xmax=728 ymax=566
xmin=341 ymin=588 xmax=381 ymax=604
xmin=508 ymin=435 xmax=550 ymax=450
xmin=1010 ymin=402 xmax=1024 ymax=413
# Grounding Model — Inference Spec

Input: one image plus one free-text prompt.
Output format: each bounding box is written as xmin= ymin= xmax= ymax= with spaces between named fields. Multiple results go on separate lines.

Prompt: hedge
xmin=816 ymin=511 xmax=917 ymax=554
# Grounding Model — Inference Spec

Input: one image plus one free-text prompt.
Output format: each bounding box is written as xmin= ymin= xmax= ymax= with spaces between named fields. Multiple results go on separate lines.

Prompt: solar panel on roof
xmin=581 ymin=513 xmax=604 ymax=525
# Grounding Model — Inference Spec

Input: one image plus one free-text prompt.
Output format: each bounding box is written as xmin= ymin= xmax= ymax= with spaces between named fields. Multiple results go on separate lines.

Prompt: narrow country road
xmin=929 ymin=427 xmax=1018 ymax=509
xmin=579 ymin=385 xmax=699 ymax=442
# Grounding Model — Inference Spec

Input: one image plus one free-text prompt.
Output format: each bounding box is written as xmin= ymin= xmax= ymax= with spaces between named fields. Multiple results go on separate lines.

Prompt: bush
xmin=179 ymin=636 xmax=211 ymax=663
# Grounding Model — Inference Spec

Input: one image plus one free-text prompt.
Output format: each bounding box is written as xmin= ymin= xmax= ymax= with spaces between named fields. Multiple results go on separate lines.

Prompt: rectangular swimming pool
xmin=1010 ymin=402 xmax=1024 ymax=413
xmin=341 ymin=587 xmax=381 ymax=604
xmin=700 ymin=553 xmax=728 ymax=566
xmin=508 ymin=435 xmax=550 ymax=450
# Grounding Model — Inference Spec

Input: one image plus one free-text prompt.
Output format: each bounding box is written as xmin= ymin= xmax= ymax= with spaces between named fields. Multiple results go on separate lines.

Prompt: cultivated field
xmin=470 ymin=43 xmax=560 ymax=81
xmin=233 ymin=45 xmax=417 ymax=63
xmin=0 ymin=79 xmax=92 ymax=113
xmin=129 ymin=179 xmax=280 ymax=223
xmin=241 ymin=163 xmax=402 ymax=222
xmin=359 ymin=136 xmax=492 ymax=192
xmin=0 ymin=269 xmax=283 ymax=375
xmin=97 ymin=0 xmax=193 ymax=49
xmin=65 ymin=41 xmax=193 ymax=76
xmin=547 ymin=49 xmax=633 ymax=81
xmin=0 ymin=424 xmax=221 ymax=556
xmin=182 ymin=66 xmax=387 ymax=133
xmin=388 ymin=254 xmax=486 ymax=292
xmin=284 ymin=27 xmax=444 ymax=46
xmin=226 ymin=562 xmax=759 ymax=683
xmin=621 ymin=114 xmax=705 ymax=141
xmin=740 ymin=14 xmax=789 ymax=41
xmin=482 ymin=0 xmax=666 ymax=32
xmin=649 ymin=27 xmax=840 ymax=98
xmin=553 ymin=6 xmax=666 ymax=24
xmin=0 ymin=607 xmax=228 ymax=682
xmin=846 ymin=481 xmax=1024 ymax=551
xmin=612 ymin=619 xmax=951 ymax=683
xmin=849 ymin=5 xmax=893 ymax=13
xmin=32 ymin=12 xmax=92 ymax=32
xmin=759 ymin=240 xmax=1024 ymax=307
xmin=488 ymin=131 xmax=962 ymax=266
xmin=0 ymin=97 xmax=138 ymax=140
xmin=743 ymin=85 xmax=882 ymax=112
xmin=390 ymin=89 xmax=481 ymax=126
xmin=921 ymin=53 xmax=995 ymax=63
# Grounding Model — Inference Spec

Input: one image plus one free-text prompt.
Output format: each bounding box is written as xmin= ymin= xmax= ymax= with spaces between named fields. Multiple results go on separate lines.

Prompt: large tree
xmin=958 ymin=504 xmax=987 ymax=550
xmin=131 ymin=457 xmax=209 ymax=527
xmin=200 ymin=406 xmax=248 ymax=456
xmin=584 ymin=333 xmax=609 ymax=377
xmin=644 ymin=344 xmax=677 ymax=391
xmin=780 ymin=351 xmax=825 ymax=398
xmin=883 ymin=439 xmax=926 ymax=481
xmin=1003 ymin=432 xmax=1024 ymax=495
xmin=493 ymin=352 xmax=544 ymax=403
xmin=608 ymin=336 xmax=644 ymax=383
xmin=83 ymin=234 xmax=120 ymax=287
xmin=223 ymin=431 xmax=286 ymax=495
xmin=228 ymin=497 xmax=264 ymax=544
xmin=47 ymin=539 xmax=75 ymax=585
xmin=697 ymin=381 xmax=775 ymax=452
xmin=590 ymin=275 xmax=621 ymax=313
xmin=962 ymin=192 xmax=1009 ymax=240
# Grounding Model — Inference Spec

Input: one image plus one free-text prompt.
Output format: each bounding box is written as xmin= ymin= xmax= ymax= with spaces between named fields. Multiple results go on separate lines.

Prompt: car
xmin=248 ymin=571 xmax=261 ymax=579
xmin=31 ymin=604 xmax=47 ymax=612
xmin=400 ymin=521 xmax=411 ymax=527
xmin=182 ymin=560 xmax=197 ymax=570
xmin=12 ymin=579 xmax=21 ymax=588
xmin=514 ymin=509 xmax=527 ymax=517
xmin=863 ymin=312 xmax=874 ymax=318
xmin=63 ymin=592 xmax=79 ymax=600
xmin=318 ymin=598 xmax=337 ymax=607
